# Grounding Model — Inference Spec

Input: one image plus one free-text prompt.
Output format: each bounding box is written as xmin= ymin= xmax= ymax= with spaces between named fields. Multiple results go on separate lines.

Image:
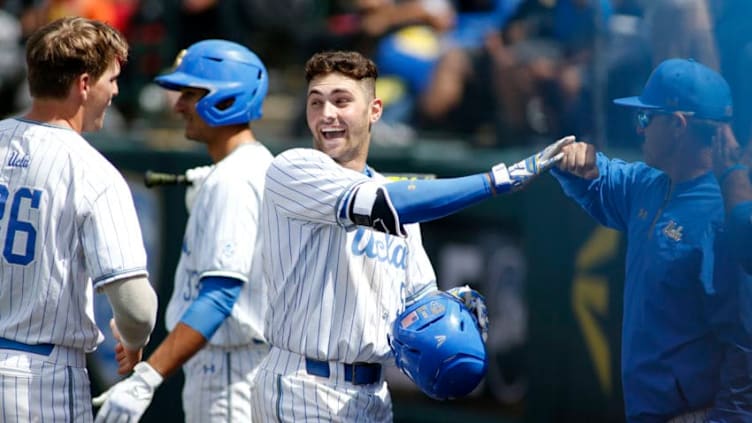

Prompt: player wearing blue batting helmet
xmin=94 ymin=39 xmax=275 ymax=423
xmin=154 ymin=39 xmax=268 ymax=126
xmin=389 ymin=290 xmax=487 ymax=400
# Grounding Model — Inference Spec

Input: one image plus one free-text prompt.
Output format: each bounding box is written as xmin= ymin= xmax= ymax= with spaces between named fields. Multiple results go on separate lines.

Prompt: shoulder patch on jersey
xmin=222 ymin=242 xmax=235 ymax=258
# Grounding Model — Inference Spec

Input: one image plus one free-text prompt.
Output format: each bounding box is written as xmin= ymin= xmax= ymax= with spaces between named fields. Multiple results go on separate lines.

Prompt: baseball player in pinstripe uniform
xmin=93 ymin=39 xmax=273 ymax=423
xmin=251 ymin=50 xmax=572 ymax=422
xmin=0 ymin=17 xmax=158 ymax=422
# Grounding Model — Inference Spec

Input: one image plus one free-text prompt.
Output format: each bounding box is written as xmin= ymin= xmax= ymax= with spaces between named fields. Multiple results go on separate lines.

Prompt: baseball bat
xmin=144 ymin=170 xmax=192 ymax=188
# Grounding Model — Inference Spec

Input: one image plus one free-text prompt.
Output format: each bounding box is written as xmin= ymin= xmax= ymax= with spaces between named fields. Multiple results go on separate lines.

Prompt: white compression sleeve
xmin=100 ymin=276 xmax=158 ymax=350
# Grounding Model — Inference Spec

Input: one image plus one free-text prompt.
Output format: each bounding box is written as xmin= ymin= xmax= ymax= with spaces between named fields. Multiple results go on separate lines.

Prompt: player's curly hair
xmin=25 ymin=16 xmax=129 ymax=99
xmin=305 ymin=50 xmax=378 ymax=97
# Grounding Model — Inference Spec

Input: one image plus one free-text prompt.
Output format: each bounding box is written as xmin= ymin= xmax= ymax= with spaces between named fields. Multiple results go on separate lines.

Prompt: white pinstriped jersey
xmin=261 ymin=148 xmax=437 ymax=364
xmin=165 ymin=142 xmax=273 ymax=346
xmin=0 ymin=118 xmax=148 ymax=351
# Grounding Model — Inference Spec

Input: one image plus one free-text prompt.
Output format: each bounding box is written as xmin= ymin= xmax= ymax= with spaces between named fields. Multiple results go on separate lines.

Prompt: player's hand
xmin=490 ymin=135 xmax=575 ymax=193
xmin=447 ymin=285 xmax=488 ymax=342
xmin=184 ymin=165 xmax=214 ymax=213
xmin=110 ymin=319 xmax=142 ymax=375
xmin=93 ymin=362 xmax=163 ymax=423
xmin=556 ymin=139 xmax=599 ymax=180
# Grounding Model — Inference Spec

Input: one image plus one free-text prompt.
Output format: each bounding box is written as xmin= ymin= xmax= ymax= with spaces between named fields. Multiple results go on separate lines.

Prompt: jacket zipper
xmin=647 ymin=178 xmax=673 ymax=239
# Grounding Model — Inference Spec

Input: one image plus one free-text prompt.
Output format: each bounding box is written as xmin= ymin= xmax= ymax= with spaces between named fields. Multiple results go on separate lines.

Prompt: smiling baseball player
xmin=0 ymin=17 xmax=158 ymax=422
xmin=250 ymin=50 xmax=571 ymax=422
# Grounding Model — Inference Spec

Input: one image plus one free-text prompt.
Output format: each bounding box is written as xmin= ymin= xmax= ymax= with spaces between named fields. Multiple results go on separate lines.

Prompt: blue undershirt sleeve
xmin=384 ymin=174 xmax=493 ymax=224
xmin=179 ymin=276 xmax=243 ymax=340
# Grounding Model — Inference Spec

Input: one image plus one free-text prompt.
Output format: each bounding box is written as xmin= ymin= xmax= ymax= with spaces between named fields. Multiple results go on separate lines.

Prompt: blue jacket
xmin=552 ymin=153 xmax=752 ymax=422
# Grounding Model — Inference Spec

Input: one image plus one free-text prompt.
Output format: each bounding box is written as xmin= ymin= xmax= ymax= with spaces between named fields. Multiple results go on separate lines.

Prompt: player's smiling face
xmin=82 ymin=61 xmax=120 ymax=132
xmin=306 ymin=72 xmax=382 ymax=171
xmin=174 ymin=87 xmax=212 ymax=142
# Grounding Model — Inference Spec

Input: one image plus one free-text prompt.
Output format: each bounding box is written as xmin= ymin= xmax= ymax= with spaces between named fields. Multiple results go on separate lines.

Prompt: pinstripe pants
xmin=251 ymin=347 xmax=392 ymax=423
xmin=181 ymin=342 xmax=270 ymax=423
xmin=0 ymin=346 xmax=89 ymax=423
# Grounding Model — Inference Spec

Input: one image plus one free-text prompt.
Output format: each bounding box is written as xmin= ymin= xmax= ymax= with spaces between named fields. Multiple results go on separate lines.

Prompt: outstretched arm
xmin=340 ymin=136 xmax=574 ymax=235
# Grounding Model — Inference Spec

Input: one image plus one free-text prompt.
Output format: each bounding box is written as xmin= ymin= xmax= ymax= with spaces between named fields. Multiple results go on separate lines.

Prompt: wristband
xmin=134 ymin=362 xmax=164 ymax=388
xmin=718 ymin=164 xmax=749 ymax=185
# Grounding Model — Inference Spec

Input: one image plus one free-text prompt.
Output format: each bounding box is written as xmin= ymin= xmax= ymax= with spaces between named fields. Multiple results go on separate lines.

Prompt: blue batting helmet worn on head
xmin=613 ymin=58 xmax=732 ymax=121
xmin=389 ymin=291 xmax=487 ymax=400
xmin=154 ymin=39 xmax=268 ymax=126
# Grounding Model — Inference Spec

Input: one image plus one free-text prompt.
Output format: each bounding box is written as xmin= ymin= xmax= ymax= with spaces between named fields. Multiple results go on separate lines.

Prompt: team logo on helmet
xmin=172 ymin=49 xmax=187 ymax=70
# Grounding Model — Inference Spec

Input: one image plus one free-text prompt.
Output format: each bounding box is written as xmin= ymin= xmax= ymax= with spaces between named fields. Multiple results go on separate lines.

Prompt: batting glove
xmin=93 ymin=362 xmax=163 ymax=423
xmin=490 ymin=135 xmax=575 ymax=194
xmin=184 ymin=165 xmax=214 ymax=213
xmin=447 ymin=285 xmax=489 ymax=342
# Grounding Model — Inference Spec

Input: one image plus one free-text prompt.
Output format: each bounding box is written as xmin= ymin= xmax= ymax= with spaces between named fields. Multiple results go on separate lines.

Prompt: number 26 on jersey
xmin=0 ymin=184 xmax=41 ymax=265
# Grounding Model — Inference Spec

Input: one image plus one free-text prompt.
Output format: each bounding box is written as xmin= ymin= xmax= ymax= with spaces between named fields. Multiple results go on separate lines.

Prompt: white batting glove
xmin=184 ymin=165 xmax=214 ymax=213
xmin=490 ymin=135 xmax=575 ymax=194
xmin=447 ymin=285 xmax=489 ymax=342
xmin=93 ymin=362 xmax=163 ymax=423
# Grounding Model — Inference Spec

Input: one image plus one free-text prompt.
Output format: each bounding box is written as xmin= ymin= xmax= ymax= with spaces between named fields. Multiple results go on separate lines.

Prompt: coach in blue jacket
xmin=551 ymin=58 xmax=752 ymax=422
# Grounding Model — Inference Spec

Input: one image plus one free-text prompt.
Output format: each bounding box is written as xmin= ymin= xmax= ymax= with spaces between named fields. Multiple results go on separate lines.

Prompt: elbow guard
xmin=346 ymin=181 xmax=406 ymax=237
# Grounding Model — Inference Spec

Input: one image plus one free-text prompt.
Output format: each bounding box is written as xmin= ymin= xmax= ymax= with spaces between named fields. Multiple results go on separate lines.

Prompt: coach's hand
xmin=93 ymin=362 xmax=163 ymax=423
xmin=556 ymin=140 xmax=599 ymax=180
xmin=490 ymin=135 xmax=575 ymax=193
xmin=447 ymin=285 xmax=489 ymax=342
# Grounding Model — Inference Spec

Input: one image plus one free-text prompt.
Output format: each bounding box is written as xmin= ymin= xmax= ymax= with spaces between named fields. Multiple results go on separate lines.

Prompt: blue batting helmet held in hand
xmin=389 ymin=291 xmax=487 ymax=400
xmin=154 ymin=39 xmax=268 ymax=126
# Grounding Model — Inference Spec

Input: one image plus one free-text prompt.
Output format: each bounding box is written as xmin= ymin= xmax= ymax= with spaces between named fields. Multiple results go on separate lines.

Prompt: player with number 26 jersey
xmin=0 ymin=118 xmax=148 ymax=351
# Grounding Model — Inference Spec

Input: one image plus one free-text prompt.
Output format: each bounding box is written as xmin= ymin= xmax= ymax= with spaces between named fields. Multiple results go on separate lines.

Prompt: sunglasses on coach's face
xmin=636 ymin=109 xmax=700 ymax=129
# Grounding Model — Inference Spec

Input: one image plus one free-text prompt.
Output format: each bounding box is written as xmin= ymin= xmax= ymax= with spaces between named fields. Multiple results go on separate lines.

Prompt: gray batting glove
xmin=93 ymin=362 xmax=163 ymax=423
xmin=447 ymin=285 xmax=489 ymax=342
xmin=184 ymin=165 xmax=214 ymax=214
xmin=490 ymin=135 xmax=575 ymax=194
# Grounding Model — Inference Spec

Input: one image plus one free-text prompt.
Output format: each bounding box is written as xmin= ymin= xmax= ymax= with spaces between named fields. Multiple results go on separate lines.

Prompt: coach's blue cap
xmin=613 ymin=58 xmax=733 ymax=121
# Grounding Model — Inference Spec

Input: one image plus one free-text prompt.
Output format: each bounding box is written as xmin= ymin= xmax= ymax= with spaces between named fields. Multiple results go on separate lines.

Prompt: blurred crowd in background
xmin=1 ymin=0 xmax=752 ymax=153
